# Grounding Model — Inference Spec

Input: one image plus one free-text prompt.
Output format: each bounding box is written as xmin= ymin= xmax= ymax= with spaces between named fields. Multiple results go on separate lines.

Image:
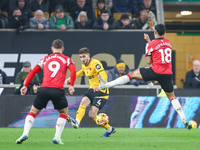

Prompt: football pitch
xmin=0 ymin=128 xmax=199 ymax=150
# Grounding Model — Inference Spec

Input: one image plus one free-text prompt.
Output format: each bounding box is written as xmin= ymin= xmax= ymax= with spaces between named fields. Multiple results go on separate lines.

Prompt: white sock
xmin=22 ymin=114 xmax=35 ymax=136
xmin=107 ymin=126 xmax=112 ymax=132
xmin=106 ymin=75 xmax=131 ymax=88
xmin=55 ymin=116 xmax=67 ymax=139
xmin=171 ymin=98 xmax=186 ymax=120
xmin=76 ymin=119 xmax=80 ymax=125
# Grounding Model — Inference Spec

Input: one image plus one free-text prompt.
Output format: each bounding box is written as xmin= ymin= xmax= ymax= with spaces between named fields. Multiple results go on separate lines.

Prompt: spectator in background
xmin=107 ymin=59 xmax=139 ymax=86
xmin=29 ymin=9 xmax=49 ymax=29
xmin=116 ymin=14 xmax=137 ymax=29
xmin=74 ymin=11 xmax=92 ymax=29
xmin=93 ymin=0 xmax=112 ymax=20
xmin=184 ymin=60 xmax=200 ymax=88
xmin=135 ymin=9 xmax=148 ymax=29
xmin=49 ymin=4 xmax=74 ymax=30
xmin=70 ymin=0 xmax=93 ymax=22
xmin=29 ymin=0 xmax=49 ymax=12
xmin=113 ymin=0 xmax=133 ymax=13
xmin=92 ymin=0 xmax=113 ymax=10
xmin=132 ymin=0 xmax=155 ymax=17
xmin=0 ymin=11 xmax=9 ymax=29
xmin=135 ymin=0 xmax=156 ymax=18
xmin=142 ymin=11 xmax=157 ymax=30
xmin=8 ymin=7 xmax=29 ymax=34
xmin=49 ymin=0 xmax=70 ymax=14
xmin=13 ymin=0 xmax=33 ymax=20
xmin=15 ymin=61 xmax=39 ymax=85
xmin=70 ymin=0 xmax=93 ymax=11
xmin=93 ymin=9 xmax=116 ymax=30
xmin=0 ymin=67 xmax=8 ymax=84
xmin=0 ymin=0 xmax=9 ymax=13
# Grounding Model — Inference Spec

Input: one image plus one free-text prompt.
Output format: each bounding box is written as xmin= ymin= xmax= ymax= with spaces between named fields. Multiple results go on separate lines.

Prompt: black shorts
xmin=140 ymin=67 xmax=173 ymax=93
xmin=83 ymin=89 xmax=109 ymax=110
xmin=33 ymin=87 xmax=68 ymax=110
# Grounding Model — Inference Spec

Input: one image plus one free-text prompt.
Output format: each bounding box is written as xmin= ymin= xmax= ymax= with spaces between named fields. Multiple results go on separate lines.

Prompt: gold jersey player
xmin=66 ymin=47 xmax=116 ymax=137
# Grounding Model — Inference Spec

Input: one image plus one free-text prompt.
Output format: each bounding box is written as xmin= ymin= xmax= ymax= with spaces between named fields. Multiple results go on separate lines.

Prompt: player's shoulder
xmin=91 ymin=59 xmax=102 ymax=65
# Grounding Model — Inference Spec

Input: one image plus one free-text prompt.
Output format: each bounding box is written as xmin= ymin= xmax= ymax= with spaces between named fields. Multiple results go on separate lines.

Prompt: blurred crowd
xmin=0 ymin=0 xmax=157 ymax=32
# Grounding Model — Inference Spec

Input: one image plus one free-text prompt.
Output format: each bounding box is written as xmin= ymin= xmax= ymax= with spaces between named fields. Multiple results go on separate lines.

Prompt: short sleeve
xmin=145 ymin=43 xmax=153 ymax=56
xmin=94 ymin=61 xmax=104 ymax=73
xmin=37 ymin=57 xmax=45 ymax=69
xmin=67 ymin=57 xmax=74 ymax=67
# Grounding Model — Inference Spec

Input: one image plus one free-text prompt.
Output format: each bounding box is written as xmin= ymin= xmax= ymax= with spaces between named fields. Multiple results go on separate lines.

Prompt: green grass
xmin=0 ymin=128 xmax=200 ymax=150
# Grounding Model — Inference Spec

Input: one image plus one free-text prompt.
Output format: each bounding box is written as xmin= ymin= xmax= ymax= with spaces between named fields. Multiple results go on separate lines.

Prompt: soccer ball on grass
xmin=96 ymin=113 xmax=109 ymax=126
xmin=189 ymin=120 xmax=197 ymax=129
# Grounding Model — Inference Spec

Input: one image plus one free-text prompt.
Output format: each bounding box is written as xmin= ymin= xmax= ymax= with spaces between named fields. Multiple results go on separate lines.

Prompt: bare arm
xmin=145 ymin=56 xmax=153 ymax=65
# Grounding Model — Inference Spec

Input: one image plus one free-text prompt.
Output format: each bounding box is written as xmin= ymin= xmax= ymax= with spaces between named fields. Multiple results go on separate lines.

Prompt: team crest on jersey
xmin=96 ymin=64 xmax=101 ymax=69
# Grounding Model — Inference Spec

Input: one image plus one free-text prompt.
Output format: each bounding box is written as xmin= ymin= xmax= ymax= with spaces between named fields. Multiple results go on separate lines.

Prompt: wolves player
xmin=66 ymin=47 xmax=116 ymax=137
xmin=15 ymin=39 xmax=77 ymax=144
xmin=99 ymin=24 xmax=192 ymax=130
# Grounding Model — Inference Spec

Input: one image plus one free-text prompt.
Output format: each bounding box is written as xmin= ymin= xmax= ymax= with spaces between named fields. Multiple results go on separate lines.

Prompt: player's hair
xmin=52 ymin=39 xmax=64 ymax=49
xmin=155 ymin=24 xmax=166 ymax=36
xmin=78 ymin=47 xmax=89 ymax=54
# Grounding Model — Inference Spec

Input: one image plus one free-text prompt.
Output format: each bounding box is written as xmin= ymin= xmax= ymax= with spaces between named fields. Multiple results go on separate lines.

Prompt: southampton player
xmin=99 ymin=24 xmax=192 ymax=129
xmin=15 ymin=39 xmax=77 ymax=144
xmin=66 ymin=47 xmax=116 ymax=137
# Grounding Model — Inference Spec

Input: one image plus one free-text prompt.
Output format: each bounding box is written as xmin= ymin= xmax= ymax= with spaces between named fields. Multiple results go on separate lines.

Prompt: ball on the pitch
xmin=96 ymin=113 xmax=109 ymax=126
xmin=189 ymin=120 xmax=197 ymax=129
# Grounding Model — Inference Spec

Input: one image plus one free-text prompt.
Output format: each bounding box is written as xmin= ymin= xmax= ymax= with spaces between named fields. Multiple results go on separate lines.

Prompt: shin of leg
xmin=166 ymin=91 xmax=186 ymax=119
xmin=76 ymin=97 xmax=89 ymax=122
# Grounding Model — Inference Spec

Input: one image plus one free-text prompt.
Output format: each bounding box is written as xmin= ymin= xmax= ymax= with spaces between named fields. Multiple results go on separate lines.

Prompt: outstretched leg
xmin=99 ymin=69 xmax=143 ymax=89
xmin=67 ymin=97 xmax=90 ymax=128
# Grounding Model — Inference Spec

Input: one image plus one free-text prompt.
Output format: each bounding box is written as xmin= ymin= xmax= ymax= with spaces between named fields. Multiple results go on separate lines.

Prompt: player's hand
xmin=144 ymin=33 xmax=151 ymax=42
xmin=68 ymin=86 xmax=75 ymax=95
xmin=65 ymin=77 xmax=70 ymax=85
xmin=20 ymin=86 xmax=27 ymax=95
xmin=93 ymin=86 xmax=101 ymax=92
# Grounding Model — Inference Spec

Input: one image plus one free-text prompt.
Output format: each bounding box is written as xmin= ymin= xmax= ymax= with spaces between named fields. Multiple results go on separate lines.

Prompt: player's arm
xmin=21 ymin=65 xmax=41 ymax=95
xmin=68 ymin=63 xmax=76 ymax=95
xmin=145 ymin=43 xmax=153 ymax=65
xmin=146 ymin=56 xmax=153 ymax=65
xmin=94 ymin=62 xmax=107 ymax=92
xmin=144 ymin=33 xmax=151 ymax=43
xmin=65 ymin=69 xmax=85 ymax=84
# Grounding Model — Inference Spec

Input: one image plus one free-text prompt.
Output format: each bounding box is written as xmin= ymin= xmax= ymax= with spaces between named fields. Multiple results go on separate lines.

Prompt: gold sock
xmin=92 ymin=116 xmax=97 ymax=123
xmin=76 ymin=105 xmax=86 ymax=122
xmin=103 ymin=124 xmax=110 ymax=130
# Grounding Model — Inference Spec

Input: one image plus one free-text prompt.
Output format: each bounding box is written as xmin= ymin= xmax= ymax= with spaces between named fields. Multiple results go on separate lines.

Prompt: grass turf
xmin=0 ymin=128 xmax=199 ymax=150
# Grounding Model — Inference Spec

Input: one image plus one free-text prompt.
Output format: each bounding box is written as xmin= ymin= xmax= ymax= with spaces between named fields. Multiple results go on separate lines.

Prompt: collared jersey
xmin=76 ymin=59 xmax=108 ymax=93
xmin=145 ymin=38 xmax=173 ymax=74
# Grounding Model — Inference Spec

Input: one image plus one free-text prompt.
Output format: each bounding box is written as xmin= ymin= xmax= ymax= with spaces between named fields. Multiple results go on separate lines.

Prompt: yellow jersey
xmin=76 ymin=59 xmax=109 ymax=94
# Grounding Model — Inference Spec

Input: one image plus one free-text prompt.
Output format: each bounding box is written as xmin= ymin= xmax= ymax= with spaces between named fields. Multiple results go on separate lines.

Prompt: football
xmin=96 ymin=113 xmax=109 ymax=126
xmin=189 ymin=120 xmax=197 ymax=129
